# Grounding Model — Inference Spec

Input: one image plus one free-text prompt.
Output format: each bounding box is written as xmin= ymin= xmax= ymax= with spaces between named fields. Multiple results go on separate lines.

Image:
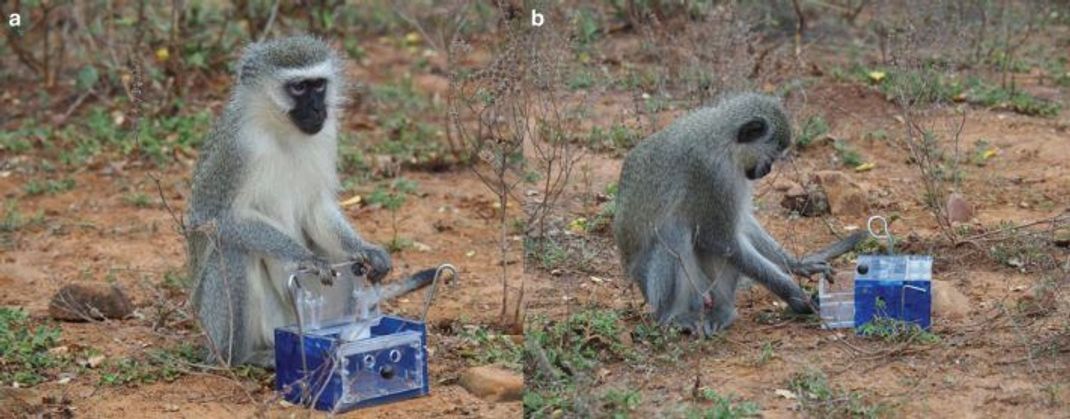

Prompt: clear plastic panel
xmin=291 ymin=264 xmax=385 ymax=341
xmin=818 ymin=274 xmax=855 ymax=329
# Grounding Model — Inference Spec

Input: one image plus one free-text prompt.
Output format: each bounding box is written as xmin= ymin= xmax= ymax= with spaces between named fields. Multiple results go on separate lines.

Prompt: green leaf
xmin=76 ymin=66 xmax=99 ymax=91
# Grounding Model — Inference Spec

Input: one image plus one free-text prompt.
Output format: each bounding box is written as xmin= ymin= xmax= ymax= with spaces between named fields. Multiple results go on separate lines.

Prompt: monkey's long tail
xmin=379 ymin=265 xmax=458 ymax=302
xmin=803 ymin=230 xmax=869 ymax=262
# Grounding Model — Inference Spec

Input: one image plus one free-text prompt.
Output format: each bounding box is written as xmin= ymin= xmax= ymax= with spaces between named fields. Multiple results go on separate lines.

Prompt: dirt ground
xmin=1 ymin=22 xmax=522 ymax=419
xmin=0 ymin=164 xmax=524 ymax=417
xmin=3 ymin=2 xmax=1070 ymax=419
xmin=525 ymin=81 xmax=1070 ymax=417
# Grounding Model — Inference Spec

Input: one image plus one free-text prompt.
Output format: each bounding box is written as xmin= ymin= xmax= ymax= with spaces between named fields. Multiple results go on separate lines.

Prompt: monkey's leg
xmin=639 ymin=223 xmax=719 ymax=334
xmin=697 ymin=256 xmax=742 ymax=335
xmin=724 ymin=235 xmax=814 ymax=313
xmin=191 ymin=245 xmax=249 ymax=367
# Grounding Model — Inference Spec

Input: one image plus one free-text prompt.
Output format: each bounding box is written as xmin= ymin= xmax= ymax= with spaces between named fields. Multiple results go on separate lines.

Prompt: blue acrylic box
xmin=853 ymin=255 xmax=933 ymax=331
xmin=273 ymin=266 xmax=432 ymax=413
xmin=274 ymin=315 xmax=429 ymax=412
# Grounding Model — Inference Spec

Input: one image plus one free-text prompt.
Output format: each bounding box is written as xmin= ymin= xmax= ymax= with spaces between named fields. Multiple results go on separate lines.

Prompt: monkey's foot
xmin=670 ymin=309 xmax=737 ymax=338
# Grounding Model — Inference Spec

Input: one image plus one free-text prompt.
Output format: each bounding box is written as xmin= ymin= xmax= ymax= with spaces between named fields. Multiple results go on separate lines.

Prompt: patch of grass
xmin=600 ymin=388 xmax=642 ymax=417
xmin=833 ymin=139 xmax=864 ymax=167
xmin=458 ymin=325 xmax=522 ymax=370
xmin=568 ymin=70 xmax=596 ymax=90
xmin=525 ymin=237 xmax=569 ymax=272
xmin=864 ymin=129 xmax=889 ymax=141
xmin=524 ymin=309 xmax=635 ymax=417
xmin=366 ymin=178 xmax=420 ymax=252
xmin=857 ymin=316 xmax=940 ymax=344
xmin=987 ymin=223 xmax=1060 ymax=273
xmin=99 ymin=343 xmax=200 ymax=386
xmin=161 ymin=270 xmax=192 ymax=293
xmin=966 ymin=81 xmax=1061 ymax=117
xmin=788 ymin=370 xmax=888 ymax=418
xmin=23 ymin=178 xmax=76 ymax=196
xmin=0 ymin=124 xmax=48 ymax=153
xmin=0 ymin=307 xmax=69 ymax=386
xmin=628 ymin=319 xmax=692 ymax=363
xmin=871 ymin=70 xmax=1061 ymax=117
xmin=571 ymin=7 xmax=602 ymax=51
xmin=681 ymin=387 xmax=760 ymax=418
xmin=370 ymin=77 xmax=449 ymax=166
xmin=56 ymin=105 xmax=212 ymax=166
xmin=1 ymin=201 xmax=44 ymax=234
xmin=857 ymin=298 xmax=939 ymax=344
xmin=587 ymin=124 xmax=640 ymax=153
xmin=754 ymin=341 xmax=775 ymax=366
xmin=526 ymin=309 xmax=632 ymax=371
xmin=795 ymin=115 xmax=829 ymax=149
xmin=123 ymin=192 xmax=152 ymax=208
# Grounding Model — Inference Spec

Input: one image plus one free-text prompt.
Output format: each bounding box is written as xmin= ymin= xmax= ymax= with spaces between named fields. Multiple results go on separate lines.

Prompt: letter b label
xmin=531 ymin=9 xmax=544 ymax=27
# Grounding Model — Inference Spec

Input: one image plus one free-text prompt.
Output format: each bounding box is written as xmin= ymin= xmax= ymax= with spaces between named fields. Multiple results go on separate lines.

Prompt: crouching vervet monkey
xmin=186 ymin=36 xmax=432 ymax=367
xmin=613 ymin=93 xmax=866 ymax=336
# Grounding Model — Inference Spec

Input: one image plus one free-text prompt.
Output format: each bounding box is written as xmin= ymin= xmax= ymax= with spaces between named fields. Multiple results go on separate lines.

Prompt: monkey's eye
xmin=308 ymin=78 xmax=327 ymax=93
xmin=287 ymin=81 xmax=307 ymax=96
xmin=737 ymin=118 xmax=768 ymax=144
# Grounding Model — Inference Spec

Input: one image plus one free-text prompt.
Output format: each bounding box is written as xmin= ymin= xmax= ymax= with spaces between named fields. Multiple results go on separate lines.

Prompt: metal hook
xmin=286 ymin=274 xmax=311 ymax=398
xmin=867 ymin=215 xmax=895 ymax=255
xmin=420 ymin=264 xmax=458 ymax=324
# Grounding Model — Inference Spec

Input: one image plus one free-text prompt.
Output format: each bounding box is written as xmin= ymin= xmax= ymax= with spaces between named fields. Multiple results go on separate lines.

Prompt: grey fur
xmin=186 ymin=36 xmax=389 ymax=367
xmin=613 ymin=93 xmax=863 ymax=336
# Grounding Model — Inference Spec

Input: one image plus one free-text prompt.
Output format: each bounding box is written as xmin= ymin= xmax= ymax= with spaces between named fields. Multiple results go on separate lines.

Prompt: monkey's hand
xmin=790 ymin=258 xmax=832 ymax=278
xmin=356 ymin=245 xmax=392 ymax=283
xmin=297 ymin=256 xmax=338 ymax=286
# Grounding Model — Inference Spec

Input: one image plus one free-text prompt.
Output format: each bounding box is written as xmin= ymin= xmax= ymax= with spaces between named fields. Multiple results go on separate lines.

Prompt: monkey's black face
xmin=737 ymin=116 xmax=780 ymax=180
xmin=286 ymin=78 xmax=328 ymax=135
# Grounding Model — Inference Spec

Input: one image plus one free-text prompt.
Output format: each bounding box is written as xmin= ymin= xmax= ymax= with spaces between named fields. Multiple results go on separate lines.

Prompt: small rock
xmin=946 ymin=193 xmax=973 ymax=223
xmin=780 ymin=184 xmax=830 ymax=217
xmin=48 ymin=283 xmax=133 ymax=322
xmin=458 ymin=366 xmax=523 ymax=402
xmin=810 ymin=171 xmax=869 ymax=217
xmin=932 ymin=280 xmax=970 ymax=320
xmin=80 ymin=355 xmax=106 ymax=369
xmin=164 ymin=404 xmax=180 ymax=412
xmin=412 ymin=241 xmax=432 ymax=252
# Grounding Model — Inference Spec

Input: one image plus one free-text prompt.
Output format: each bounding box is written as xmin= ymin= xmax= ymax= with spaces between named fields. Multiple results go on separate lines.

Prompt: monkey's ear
xmin=737 ymin=118 xmax=768 ymax=144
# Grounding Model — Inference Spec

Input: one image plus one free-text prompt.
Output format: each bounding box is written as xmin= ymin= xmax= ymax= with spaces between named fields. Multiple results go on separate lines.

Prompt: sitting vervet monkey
xmin=613 ymin=93 xmax=865 ymax=336
xmin=186 ymin=36 xmax=394 ymax=367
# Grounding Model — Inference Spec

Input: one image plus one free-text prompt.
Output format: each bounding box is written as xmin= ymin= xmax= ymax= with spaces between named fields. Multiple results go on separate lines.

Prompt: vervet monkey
xmin=613 ymin=93 xmax=865 ymax=336
xmin=186 ymin=36 xmax=393 ymax=367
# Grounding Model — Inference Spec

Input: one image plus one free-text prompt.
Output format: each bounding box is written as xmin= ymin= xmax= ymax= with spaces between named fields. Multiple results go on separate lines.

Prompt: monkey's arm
xmin=742 ymin=214 xmax=802 ymax=272
xmin=743 ymin=216 xmax=866 ymax=277
xmin=725 ymin=234 xmax=814 ymax=313
xmin=218 ymin=214 xmax=333 ymax=277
